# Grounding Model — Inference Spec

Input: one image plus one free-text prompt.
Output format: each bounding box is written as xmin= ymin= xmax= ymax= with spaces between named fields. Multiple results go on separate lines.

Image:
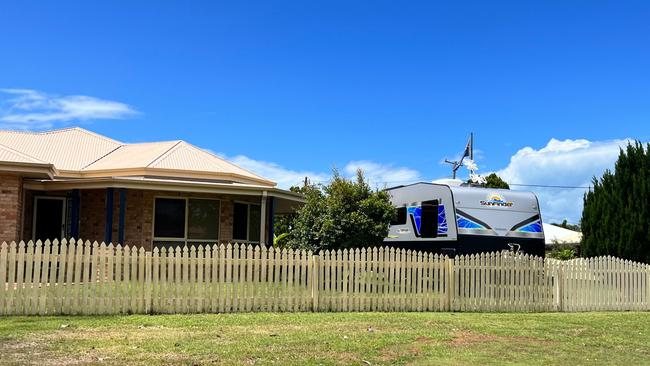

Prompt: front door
xmin=33 ymin=197 xmax=66 ymax=242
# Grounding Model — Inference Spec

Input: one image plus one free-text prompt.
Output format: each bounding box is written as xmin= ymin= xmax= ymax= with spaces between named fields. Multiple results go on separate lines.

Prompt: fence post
xmin=145 ymin=250 xmax=152 ymax=314
xmin=446 ymin=256 xmax=454 ymax=311
xmin=311 ymin=254 xmax=320 ymax=312
xmin=643 ymin=264 xmax=650 ymax=311
xmin=556 ymin=262 xmax=564 ymax=312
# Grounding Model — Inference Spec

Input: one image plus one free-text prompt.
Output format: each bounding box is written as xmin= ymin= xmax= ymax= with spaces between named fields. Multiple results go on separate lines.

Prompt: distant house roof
xmin=543 ymin=223 xmax=582 ymax=245
xmin=0 ymin=127 xmax=274 ymax=186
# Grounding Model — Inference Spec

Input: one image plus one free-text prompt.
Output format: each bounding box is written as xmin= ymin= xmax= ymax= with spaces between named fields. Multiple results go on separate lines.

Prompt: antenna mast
xmin=444 ymin=132 xmax=473 ymax=179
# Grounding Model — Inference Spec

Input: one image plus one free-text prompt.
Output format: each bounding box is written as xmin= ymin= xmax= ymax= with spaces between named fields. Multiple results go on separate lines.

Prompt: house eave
xmin=0 ymin=161 xmax=57 ymax=179
xmin=23 ymin=176 xmax=304 ymax=202
xmin=53 ymin=167 xmax=276 ymax=187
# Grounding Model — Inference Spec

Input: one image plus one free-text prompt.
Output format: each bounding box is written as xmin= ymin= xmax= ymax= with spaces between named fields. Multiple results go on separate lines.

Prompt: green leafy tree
xmin=551 ymin=219 xmax=581 ymax=232
xmin=581 ymin=142 xmax=650 ymax=263
xmin=273 ymin=185 xmax=308 ymax=247
xmin=286 ymin=169 xmax=395 ymax=252
xmin=484 ymin=173 xmax=510 ymax=189
xmin=467 ymin=173 xmax=510 ymax=189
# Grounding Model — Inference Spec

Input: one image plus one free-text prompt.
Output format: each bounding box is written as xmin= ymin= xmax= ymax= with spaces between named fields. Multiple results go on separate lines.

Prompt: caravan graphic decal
xmin=407 ymin=206 xmax=422 ymax=236
xmin=480 ymin=193 xmax=514 ymax=207
xmin=406 ymin=204 xmax=448 ymax=236
xmin=437 ymin=204 xmax=448 ymax=235
xmin=455 ymin=209 xmax=491 ymax=230
xmin=510 ymin=215 xmax=543 ymax=233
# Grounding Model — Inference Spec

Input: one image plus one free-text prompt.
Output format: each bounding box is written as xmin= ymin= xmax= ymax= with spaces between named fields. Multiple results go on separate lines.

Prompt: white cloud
xmin=226 ymin=154 xmax=331 ymax=188
xmin=497 ymin=138 xmax=634 ymax=224
xmin=344 ymin=160 xmax=421 ymax=188
xmin=221 ymin=154 xmax=421 ymax=189
xmin=0 ymin=88 xmax=137 ymax=129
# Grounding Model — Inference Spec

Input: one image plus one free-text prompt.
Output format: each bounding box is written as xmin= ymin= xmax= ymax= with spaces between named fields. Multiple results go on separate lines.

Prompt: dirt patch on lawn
xmin=0 ymin=338 xmax=100 ymax=366
xmin=449 ymin=330 xmax=552 ymax=347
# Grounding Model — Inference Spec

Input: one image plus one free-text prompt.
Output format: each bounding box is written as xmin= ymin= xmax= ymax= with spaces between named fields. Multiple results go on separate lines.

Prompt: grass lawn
xmin=1 ymin=312 xmax=649 ymax=365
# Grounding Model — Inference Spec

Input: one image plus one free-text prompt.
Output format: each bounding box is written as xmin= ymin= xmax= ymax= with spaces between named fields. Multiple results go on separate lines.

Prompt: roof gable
xmin=0 ymin=127 xmax=121 ymax=170
xmin=150 ymin=142 xmax=269 ymax=182
xmin=0 ymin=143 xmax=46 ymax=164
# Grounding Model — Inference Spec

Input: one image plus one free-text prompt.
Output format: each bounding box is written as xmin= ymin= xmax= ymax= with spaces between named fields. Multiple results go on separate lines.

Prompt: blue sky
xmin=1 ymin=1 xmax=649 ymax=223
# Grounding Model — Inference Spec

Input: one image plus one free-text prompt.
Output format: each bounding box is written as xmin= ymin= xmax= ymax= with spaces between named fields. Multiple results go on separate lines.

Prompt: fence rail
xmin=1 ymin=239 xmax=649 ymax=315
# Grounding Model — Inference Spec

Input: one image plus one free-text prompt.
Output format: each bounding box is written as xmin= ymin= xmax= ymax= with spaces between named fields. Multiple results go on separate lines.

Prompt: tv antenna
xmin=444 ymin=133 xmax=473 ymax=179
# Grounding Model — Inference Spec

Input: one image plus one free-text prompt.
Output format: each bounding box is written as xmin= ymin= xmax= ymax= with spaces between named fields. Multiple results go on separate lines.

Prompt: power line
xmin=508 ymin=183 xmax=591 ymax=189
xmin=306 ymin=178 xmax=592 ymax=189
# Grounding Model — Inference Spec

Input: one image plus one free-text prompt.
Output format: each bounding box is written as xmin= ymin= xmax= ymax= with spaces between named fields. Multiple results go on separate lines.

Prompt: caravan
xmin=384 ymin=182 xmax=545 ymax=257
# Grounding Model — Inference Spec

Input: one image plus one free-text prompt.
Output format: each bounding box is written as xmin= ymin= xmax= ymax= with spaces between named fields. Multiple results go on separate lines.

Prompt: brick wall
xmin=0 ymin=173 xmax=22 ymax=243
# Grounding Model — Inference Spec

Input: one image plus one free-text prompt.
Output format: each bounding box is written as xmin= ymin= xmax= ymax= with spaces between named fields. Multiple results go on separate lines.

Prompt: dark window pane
xmin=154 ymin=198 xmax=185 ymax=238
xmin=248 ymin=204 xmax=261 ymax=242
xmin=34 ymin=198 xmax=65 ymax=241
xmin=188 ymin=199 xmax=220 ymax=240
xmin=420 ymin=200 xmax=438 ymax=238
xmin=391 ymin=207 xmax=407 ymax=225
xmin=233 ymin=203 xmax=248 ymax=240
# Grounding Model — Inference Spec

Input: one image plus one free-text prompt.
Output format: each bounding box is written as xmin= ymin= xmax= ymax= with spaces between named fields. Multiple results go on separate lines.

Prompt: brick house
xmin=0 ymin=128 xmax=303 ymax=249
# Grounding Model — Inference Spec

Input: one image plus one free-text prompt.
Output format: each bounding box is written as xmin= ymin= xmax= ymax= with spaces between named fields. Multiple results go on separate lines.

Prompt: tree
xmin=273 ymin=185 xmax=309 ymax=247
xmin=550 ymin=219 xmax=581 ymax=232
xmin=285 ymin=169 xmax=395 ymax=252
xmin=467 ymin=173 xmax=510 ymax=189
xmin=483 ymin=173 xmax=510 ymax=189
xmin=581 ymin=142 xmax=650 ymax=263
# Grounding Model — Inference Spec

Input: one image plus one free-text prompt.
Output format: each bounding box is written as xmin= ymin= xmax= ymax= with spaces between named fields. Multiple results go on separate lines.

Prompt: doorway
xmin=33 ymin=197 xmax=66 ymax=242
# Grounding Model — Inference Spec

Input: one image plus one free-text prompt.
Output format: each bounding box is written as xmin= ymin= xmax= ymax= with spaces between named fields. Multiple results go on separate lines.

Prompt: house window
xmin=153 ymin=197 xmax=220 ymax=248
xmin=233 ymin=202 xmax=261 ymax=243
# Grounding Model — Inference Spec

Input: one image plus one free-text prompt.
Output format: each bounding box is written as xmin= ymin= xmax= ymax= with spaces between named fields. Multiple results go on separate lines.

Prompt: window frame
xmin=152 ymin=196 xmax=221 ymax=246
xmin=232 ymin=200 xmax=262 ymax=244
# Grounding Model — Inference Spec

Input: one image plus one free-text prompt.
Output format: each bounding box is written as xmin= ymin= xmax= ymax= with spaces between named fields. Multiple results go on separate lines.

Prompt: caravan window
xmin=391 ymin=207 xmax=407 ymax=225
xmin=420 ymin=200 xmax=438 ymax=238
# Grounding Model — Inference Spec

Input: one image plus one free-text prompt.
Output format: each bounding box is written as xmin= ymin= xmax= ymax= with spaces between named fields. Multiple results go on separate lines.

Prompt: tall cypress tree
xmin=581 ymin=142 xmax=650 ymax=263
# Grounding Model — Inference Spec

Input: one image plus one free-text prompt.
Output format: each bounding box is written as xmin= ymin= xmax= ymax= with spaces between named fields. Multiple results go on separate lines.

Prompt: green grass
xmin=1 ymin=312 xmax=649 ymax=365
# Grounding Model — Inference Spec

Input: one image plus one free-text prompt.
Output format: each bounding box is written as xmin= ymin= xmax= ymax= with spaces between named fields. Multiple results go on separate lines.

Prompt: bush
xmin=547 ymin=248 xmax=576 ymax=260
xmin=285 ymin=169 xmax=395 ymax=252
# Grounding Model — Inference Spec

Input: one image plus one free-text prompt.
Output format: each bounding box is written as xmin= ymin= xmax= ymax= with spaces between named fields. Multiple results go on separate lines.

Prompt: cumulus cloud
xmin=0 ymin=88 xmax=137 ymax=129
xmin=226 ymin=154 xmax=331 ymax=189
xmin=221 ymin=154 xmax=422 ymax=189
xmin=344 ymin=160 xmax=421 ymax=188
xmin=497 ymin=138 xmax=634 ymax=224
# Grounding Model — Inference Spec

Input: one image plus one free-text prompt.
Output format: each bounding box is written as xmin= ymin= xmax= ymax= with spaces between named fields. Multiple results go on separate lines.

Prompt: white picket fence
xmin=1 ymin=239 xmax=649 ymax=315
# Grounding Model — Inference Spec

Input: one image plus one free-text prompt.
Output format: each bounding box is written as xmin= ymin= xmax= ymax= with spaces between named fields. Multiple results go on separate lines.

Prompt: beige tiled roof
xmin=0 ymin=127 xmax=275 ymax=186
xmin=0 ymin=128 xmax=120 ymax=170
xmin=82 ymin=140 xmax=180 ymax=170
xmin=0 ymin=143 xmax=47 ymax=165
xmin=147 ymin=142 xmax=262 ymax=179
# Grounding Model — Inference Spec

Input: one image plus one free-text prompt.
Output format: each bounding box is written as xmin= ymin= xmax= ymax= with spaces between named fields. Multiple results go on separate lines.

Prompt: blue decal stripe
xmin=437 ymin=204 xmax=448 ymax=234
xmin=407 ymin=206 xmax=422 ymax=235
xmin=516 ymin=220 xmax=543 ymax=233
xmin=456 ymin=214 xmax=486 ymax=229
